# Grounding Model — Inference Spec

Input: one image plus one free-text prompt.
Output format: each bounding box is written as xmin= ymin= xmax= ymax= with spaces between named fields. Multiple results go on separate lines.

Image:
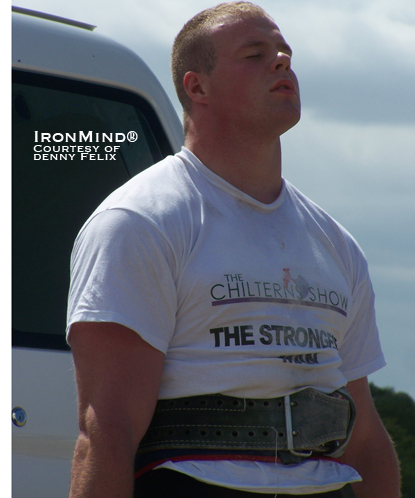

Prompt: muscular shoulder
xmin=73 ymin=152 xmax=203 ymax=275
xmin=96 ymin=153 xmax=199 ymax=222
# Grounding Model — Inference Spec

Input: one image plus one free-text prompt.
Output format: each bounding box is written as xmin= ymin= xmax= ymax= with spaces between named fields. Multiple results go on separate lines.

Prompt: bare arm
xmin=68 ymin=322 xmax=165 ymax=498
xmin=340 ymin=376 xmax=401 ymax=498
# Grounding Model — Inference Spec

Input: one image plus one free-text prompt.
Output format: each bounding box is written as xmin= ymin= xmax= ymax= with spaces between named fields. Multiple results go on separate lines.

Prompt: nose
xmin=272 ymin=51 xmax=291 ymax=72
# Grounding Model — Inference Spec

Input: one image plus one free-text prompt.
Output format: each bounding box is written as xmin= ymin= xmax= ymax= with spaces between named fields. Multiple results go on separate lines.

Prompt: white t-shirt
xmin=67 ymin=147 xmax=385 ymax=494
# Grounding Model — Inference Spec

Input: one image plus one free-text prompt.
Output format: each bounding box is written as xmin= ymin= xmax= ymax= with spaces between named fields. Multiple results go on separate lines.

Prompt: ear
xmin=183 ymin=71 xmax=209 ymax=105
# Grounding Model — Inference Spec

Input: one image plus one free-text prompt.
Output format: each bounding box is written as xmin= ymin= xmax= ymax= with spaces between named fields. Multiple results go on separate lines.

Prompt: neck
xmin=185 ymin=122 xmax=283 ymax=204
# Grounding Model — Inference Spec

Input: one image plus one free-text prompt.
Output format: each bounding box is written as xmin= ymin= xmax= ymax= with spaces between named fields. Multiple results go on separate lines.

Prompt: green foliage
xmin=370 ymin=383 xmax=415 ymax=498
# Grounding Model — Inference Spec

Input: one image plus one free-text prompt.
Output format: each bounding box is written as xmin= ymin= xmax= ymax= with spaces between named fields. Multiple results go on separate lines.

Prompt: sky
xmin=11 ymin=0 xmax=415 ymax=399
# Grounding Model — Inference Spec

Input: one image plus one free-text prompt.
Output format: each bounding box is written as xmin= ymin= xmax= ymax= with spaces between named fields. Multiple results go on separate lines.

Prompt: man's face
xmin=205 ymin=15 xmax=301 ymax=136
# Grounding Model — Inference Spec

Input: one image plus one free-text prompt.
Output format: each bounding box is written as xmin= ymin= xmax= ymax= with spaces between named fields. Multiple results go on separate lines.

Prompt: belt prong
xmin=284 ymin=395 xmax=294 ymax=450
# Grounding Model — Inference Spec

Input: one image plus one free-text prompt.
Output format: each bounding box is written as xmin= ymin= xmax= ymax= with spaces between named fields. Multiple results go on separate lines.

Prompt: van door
xmin=12 ymin=69 xmax=174 ymax=497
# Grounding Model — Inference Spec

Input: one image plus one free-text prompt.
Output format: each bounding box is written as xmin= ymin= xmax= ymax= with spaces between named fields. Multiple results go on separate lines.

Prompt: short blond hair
xmin=171 ymin=2 xmax=273 ymax=133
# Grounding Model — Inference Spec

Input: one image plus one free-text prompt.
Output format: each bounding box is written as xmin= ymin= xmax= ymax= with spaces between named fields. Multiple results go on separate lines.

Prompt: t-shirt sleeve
xmin=338 ymin=246 xmax=386 ymax=381
xmin=66 ymin=208 xmax=177 ymax=353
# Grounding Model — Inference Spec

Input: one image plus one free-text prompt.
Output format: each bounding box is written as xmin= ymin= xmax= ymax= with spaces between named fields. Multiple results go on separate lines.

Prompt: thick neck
xmin=184 ymin=120 xmax=283 ymax=205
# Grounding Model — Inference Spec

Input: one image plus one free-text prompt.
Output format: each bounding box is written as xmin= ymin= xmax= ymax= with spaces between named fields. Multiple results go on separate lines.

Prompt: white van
xmin=12 ymin=7 xmax=183 ymax=496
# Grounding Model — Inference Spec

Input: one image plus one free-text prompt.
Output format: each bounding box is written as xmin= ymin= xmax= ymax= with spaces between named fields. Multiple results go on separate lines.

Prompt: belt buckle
xmin=284 ymin=394 xmax=313 ymax=458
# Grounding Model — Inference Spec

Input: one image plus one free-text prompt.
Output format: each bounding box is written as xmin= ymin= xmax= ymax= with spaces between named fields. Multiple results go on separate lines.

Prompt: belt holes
xmin=184 ymin=429 xmax=190 ymax=435
xmin=168 ymin=401 xmax=175 ymax=406
xmin=278 ymin=432 xmax=285 ymax=438
xmin=216 ymin=430 xmax=222 ymax=436
xmin=200 ymin=399 xmax=207 ymax=405
xmin=183 ymin=400 xmax=190 ymax=406
xmin=232 ymin=400 xmax=240 ymax=406
xmin=168 ymin=429 xmax=174 ymax=435
xmin=200 ymin=430 xmax=207 ymax=436
xmin=263 ymin=431 xmax=269 ymax=437
xmin=277 ymin=401 xmax=282 ymax=407
xmin=216 ymin=400 xmax=223 ymax=406
xmin=232 ymin=431 xmax=239 ymax=437
xmin=248 ymin=401 xmax=255 ymax=407
xmin=248 ymin=431 xmax=255 ymax=437
xmin=263 ymin=401 xmax=269 ymax=407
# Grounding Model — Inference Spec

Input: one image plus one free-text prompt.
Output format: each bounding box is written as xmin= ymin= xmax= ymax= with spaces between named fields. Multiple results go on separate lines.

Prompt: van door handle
xmin=12 ymin=406 xmax=27 ymax=427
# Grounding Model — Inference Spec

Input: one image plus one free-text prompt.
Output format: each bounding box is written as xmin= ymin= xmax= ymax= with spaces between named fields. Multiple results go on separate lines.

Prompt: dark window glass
xmin=12 ymin=70 xmax=174 ymax=350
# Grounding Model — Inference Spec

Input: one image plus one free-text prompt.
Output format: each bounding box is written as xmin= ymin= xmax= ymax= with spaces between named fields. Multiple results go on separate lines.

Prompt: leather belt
xmin=136 ymin=387 xmax=356 ymax=468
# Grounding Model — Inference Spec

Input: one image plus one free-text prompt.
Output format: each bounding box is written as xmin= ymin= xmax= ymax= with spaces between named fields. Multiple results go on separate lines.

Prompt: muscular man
xmin=67 ymin=2 xmax=401 ymax=497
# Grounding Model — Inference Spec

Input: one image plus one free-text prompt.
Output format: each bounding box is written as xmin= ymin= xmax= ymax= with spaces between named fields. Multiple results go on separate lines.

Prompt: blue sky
xmin=12 ymin=0 xmax=415 ymax=398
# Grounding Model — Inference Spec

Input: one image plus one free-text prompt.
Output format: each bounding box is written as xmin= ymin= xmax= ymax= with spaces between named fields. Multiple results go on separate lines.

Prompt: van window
xmin=12 ymin=70 xmax=174 ymax=350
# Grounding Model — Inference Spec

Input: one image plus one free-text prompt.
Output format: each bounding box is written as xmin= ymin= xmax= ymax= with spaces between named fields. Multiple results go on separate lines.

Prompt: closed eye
xmin=245 ymin=53 xmax=262 ymax=59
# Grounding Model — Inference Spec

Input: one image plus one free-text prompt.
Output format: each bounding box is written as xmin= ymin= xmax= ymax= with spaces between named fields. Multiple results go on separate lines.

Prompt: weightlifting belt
xmin=135 ymin=388 xmax=356 ymax=476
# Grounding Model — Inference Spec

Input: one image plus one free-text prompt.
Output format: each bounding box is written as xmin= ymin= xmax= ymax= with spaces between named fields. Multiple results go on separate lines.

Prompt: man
xmin=67 ymin=2 xmax=401 ymax=497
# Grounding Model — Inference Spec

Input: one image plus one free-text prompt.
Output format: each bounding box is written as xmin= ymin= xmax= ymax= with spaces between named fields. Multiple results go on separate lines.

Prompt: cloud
xmin=263 ymin=0 xmax=415 ymax=124
xmin=18 ymin=0 xmax=415 ymax=126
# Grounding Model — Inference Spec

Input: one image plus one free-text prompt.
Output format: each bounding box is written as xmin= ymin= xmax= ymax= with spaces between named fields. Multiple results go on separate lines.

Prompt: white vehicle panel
xmin=12 ymin=348 xmax=78 ymax=496
xmin=12 ymin=7 xmax=184 ymax=496
xmin=12 ymin=11 xmax=184 ymax=152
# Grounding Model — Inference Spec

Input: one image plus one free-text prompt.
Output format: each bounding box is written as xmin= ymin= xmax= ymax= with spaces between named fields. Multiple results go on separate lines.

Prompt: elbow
xmin=78 ymin=404 xmax=140 ymax=462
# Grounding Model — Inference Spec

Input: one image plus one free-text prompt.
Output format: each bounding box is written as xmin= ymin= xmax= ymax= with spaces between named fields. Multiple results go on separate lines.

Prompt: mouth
xmin=270 ymin=79 xmax=296 ymax=94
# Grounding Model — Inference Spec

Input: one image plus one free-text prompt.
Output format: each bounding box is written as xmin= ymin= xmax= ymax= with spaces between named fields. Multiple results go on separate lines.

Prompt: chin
xmin=268 ymin=109 xmax=301 ymax=137
xmin=283 ymin=111 xmax=301 ymax=133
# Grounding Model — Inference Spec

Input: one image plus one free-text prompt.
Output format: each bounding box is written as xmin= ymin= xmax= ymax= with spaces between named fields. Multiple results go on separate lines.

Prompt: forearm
xmin=69 ymin=431 xmax=135 ymax=498
xmin=347 ymin=426 xmax=401 ymax=498
xmin=340 ymin=378 xmax=401 ymax=498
